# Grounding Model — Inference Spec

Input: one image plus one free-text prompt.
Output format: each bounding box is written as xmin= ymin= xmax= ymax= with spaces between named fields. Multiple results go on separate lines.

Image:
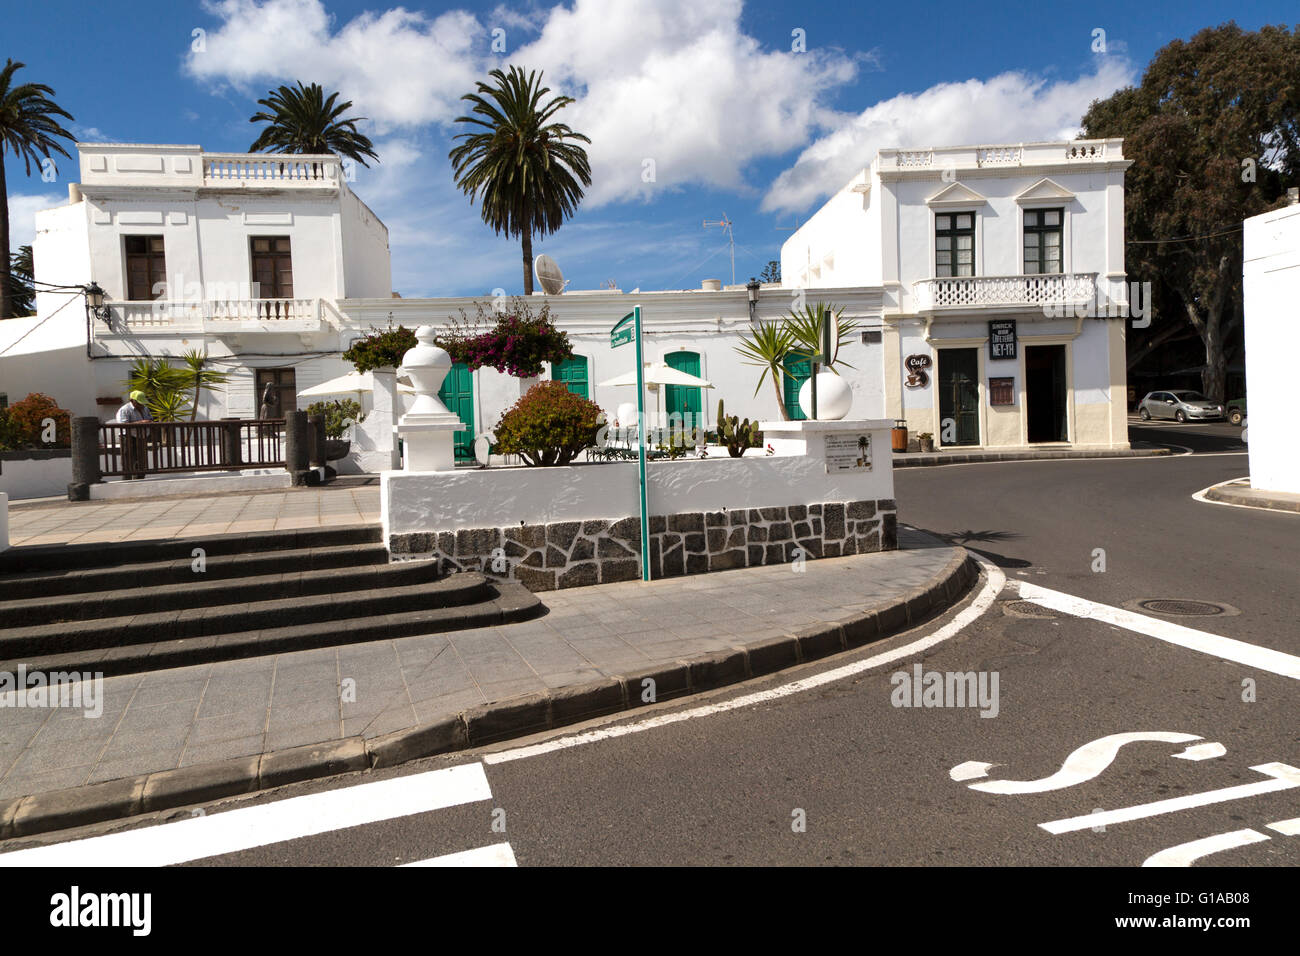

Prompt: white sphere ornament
xmin=798 ymin=370 xmax=853 ymax=421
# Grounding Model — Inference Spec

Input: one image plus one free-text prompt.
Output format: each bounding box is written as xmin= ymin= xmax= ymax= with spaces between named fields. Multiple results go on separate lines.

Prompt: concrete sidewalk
xmin=5 ymin=481 xmax=379 ymax=547
xmin=1202 ymin=477 xmax=1300 ymax=514
xmin=0 ymin=527 xmax=973 ymax=812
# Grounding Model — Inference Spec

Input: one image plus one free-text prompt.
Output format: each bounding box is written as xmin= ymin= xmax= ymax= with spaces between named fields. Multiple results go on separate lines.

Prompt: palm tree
xmin=248 ymin=82 xmax=378 ymax=168
xmin=0 ymin=60 xmax=75 ymax=319
xmin=7 ymin=244 xmax=34 ymax=316
xmin=449 ymin=66 xmax=592 ymax=294
xmin=179 ymin=348 xmax=230 ymax=420
xmin=734 ymin=322 xmax=796 ymax=420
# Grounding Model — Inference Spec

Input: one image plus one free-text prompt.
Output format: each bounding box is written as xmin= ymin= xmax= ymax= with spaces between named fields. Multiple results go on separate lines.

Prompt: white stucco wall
xmin=1243 ymin=204 xmax=1300 ymax=495
xmin=339 ymin=190 xmax=391 ymax=298
xmin=0 ymin=454 xmax=72 ymax=500
xmin=383 ymin=437 xmax=895 ymax=536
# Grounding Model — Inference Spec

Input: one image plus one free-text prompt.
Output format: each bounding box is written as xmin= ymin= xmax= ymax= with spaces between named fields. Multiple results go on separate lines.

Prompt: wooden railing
xmin=100 ymin=419 xmax=285 ymax=478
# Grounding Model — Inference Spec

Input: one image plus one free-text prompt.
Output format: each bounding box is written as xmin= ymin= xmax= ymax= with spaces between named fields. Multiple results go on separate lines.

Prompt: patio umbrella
xmin=298 ymin=371 xmax=416 ymax=398
xmin=598 ymin=362 xmax=713 ymax=430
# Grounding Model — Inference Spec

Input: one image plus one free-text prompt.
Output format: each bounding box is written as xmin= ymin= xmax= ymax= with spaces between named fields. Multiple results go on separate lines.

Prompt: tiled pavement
xmin=5 ymin=481 xmax=380 ymax=547
xmin=0 ymin=525 xmax=966 ymax=800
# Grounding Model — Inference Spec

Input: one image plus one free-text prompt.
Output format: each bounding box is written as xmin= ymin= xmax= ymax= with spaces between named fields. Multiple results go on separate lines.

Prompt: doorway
xmin=663 ymin=351 xmax=702 ymax=429
xmin=254 ymin=368 xmax=297 ymax=418
xmin=782 ymin=353 xmax=810 ymax=420
xmin=937 ymin=348 xmax=980 ymax=446
xmin=437 ymin=361 xmax=475 ymax=462
xmin=1026 ymin=345 xmax=1068 ymax=443
xmin=551 ymin=356 xmax=589 ymax=398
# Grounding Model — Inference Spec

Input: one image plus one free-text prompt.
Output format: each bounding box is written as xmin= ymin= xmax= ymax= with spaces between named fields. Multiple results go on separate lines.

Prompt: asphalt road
xmin=8 ymin=422 xmax=1297 ymax=873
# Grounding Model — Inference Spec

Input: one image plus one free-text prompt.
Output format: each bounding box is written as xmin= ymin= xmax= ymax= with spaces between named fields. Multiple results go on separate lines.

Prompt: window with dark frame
xmin=124 ymin=236 xmax=167 ymax=300
xmin=1023 ymin=208 xmax=1063 ymax=274
xmin=989 ymin=377 xmax=1015 ymax=406
xmin=935 ymin=212 xmax=975 ymax=277
xmin=250 ymin=237 xmax=293 ymax=299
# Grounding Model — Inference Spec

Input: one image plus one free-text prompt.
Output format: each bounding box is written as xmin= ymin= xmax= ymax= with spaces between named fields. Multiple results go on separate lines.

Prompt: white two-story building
xmin=783 ymin=139 xmax=1133 ymax=449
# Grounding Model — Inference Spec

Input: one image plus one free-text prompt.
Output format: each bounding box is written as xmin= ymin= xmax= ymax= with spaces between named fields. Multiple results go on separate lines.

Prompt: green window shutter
xmin=663 ymin=351 xmax=702 ymax=426
xmin=551 ymin=356 xmax=589 ymax=398
xmin=782 ymin=354 xmax=810 ymax=420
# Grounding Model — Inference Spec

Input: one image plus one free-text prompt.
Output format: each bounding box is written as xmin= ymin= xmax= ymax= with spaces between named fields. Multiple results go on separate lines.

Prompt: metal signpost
xmin=611 ymin=308 xmax=651 ymax=581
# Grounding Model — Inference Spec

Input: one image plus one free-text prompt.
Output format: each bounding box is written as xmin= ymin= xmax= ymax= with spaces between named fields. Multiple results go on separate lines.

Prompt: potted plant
xmin=343 ymin=324 xmax=418 ymax=373
xmin=916 ymin=432 xmax=934 ymax=453
xmin=306 ymin=399 xmax=366 ymax=459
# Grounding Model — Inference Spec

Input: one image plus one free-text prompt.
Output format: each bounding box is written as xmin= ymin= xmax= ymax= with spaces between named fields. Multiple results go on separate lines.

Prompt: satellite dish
xmin=534 ymin=254 xmax=566 ymax=295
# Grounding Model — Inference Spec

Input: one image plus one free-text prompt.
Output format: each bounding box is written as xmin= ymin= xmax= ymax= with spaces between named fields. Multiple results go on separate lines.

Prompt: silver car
xmin=1138 ymin=390 xmax=1225 ymax=422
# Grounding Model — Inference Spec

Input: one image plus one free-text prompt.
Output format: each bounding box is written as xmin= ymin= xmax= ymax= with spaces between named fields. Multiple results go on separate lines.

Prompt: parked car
xmin=1137 ymin=390 xmax=1225 ymax=422
xmin=1225 ymin=397 xmax=1247 ymax=426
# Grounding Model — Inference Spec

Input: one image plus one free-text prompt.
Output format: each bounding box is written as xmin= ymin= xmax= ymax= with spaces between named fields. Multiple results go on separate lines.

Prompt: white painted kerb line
xmin=0 ymin=763 xmax=493 ymax=868
xmin=1142 ymin=829 xmax=1270 ymax=867
xmin=485 ymin=557 xmax=1005 ymax=765
xmin=402 ymin=843 xmax=517 ymax=867
xmin=1012 ymin=581 xmax=1300 ymax=680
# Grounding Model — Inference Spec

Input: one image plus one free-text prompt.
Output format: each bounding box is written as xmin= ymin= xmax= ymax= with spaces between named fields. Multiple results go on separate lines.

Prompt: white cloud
xmin=7 ymin=192 xmax=64 ymax=250
xmin=761 ymin=57 xmax=1138 ymax=214
xmin=185 ymin=0 xmax=858 ymax=205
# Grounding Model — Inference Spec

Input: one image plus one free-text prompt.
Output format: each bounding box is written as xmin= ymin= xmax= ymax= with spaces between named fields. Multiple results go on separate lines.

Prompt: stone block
xmin=823 ymin=503 xmax=845 ymax=540
xmin=882 ymin=513 xmax=898 ymax=550
xmin=706 ymin=511 xmax=728 ymax=527
xmin=558 ymin=562 xmax=599 ymax=588
xmin=456 ymin=527 xmax=500 ymax=555
xmin=609 ymin=516 xmax=641 ymax=542
xmin=662 ymin=545 xmax=685 ymax=578
xmin=765 ymin=543 xmax=786 ymax=564
xmin=685 ymin=552 xmax=708 ymax=575
xmin=546 ymin=545 xmax=569 ymax=568
xmin=793 ymin=521 xmax=811 ymax=538
xmin=796 ymin=538 xmax=822 ymax=559
xmin=726 ymin=528 xmax=746 ymax=549
xmin=706 ymin=528 xmax=728 ymax=552
xmin=729 ymin=509 xmax=747 ymax=526
xmin=788 ymin=505 xmax=807 ymax=521
xmin=438 ymin=531 xmax=456 ymax=554
xmin=759 ymin=506 xmax=787 ymax=522
xmin=823 ymin=541 xmax=841 ymax=558
xmin=598 ymin=537 xmax=636 ymax=558
xmin=710 ymin=549 xmax=746 ymax=571
xmin=570 ymin=536 xmax=594 ymax=561
xmin=847 ymin=499 xmax=877 ymax=520
xmin=749 ymin=525 xmax=768 ymax=542
xmin=506 ymin=525 xmax=546 ymax=549
xmin=582 ymin=519 xmax=610 ymax=536
xmin=547 ymin=521 xmax=581 ymax=550
xmin=602 ymin=558 xmax=641 ymax=583
xmin=768 ymin=522 xmax=792 ymax=542
xmin=515 ymin=565 xmax=556 ymax=591
xmin=668 ymin=512 xmax=704 ymax=533
xmin=684 ymin=532 xmax=706 ymax=553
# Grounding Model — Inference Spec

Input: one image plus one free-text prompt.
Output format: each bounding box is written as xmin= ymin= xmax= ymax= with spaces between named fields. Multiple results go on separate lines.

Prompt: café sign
xmin=989 ymin=319 xmax=1017 ymax=360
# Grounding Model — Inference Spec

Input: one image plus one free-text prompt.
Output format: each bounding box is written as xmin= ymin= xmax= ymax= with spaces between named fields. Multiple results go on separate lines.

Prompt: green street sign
xmin=610 ymin=312 xmax=635 ymax=348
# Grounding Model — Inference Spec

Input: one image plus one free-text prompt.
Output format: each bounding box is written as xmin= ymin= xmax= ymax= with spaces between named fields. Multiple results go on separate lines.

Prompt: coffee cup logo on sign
xmin=905 ymin=354 xmax=932 ymax=388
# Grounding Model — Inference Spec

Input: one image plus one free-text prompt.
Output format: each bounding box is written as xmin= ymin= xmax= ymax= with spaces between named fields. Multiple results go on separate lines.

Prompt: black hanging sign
xmin=989 ymin=320 xmax=1017 ymax=360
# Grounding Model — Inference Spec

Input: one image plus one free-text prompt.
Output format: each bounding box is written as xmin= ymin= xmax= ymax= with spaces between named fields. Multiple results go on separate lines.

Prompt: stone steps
xmin=0 ymin=525 xmax=544 ymax=677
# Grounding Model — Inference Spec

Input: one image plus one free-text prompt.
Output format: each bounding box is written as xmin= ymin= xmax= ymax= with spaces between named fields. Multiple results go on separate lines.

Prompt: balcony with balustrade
xmin=78 ymin=144 xmax=344 ymax=193
xmin=99 ymin=298 xmax=323 ymax=335
xmin=911 ymin=273 xmax=1098 ymax=316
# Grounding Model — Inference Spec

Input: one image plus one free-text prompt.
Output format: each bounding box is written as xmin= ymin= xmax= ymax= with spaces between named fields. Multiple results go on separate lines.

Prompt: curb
xmin=0 ymin=549 xmax=978 ymax=843
xmin=1202 ymin=481 xmax=1300 ymax=514
xmin=892 ymin=448 xmax=1169 ymax=468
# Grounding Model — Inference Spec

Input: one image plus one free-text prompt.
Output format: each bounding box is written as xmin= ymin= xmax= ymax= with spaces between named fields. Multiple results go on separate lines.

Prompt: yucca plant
xmin=147 ymin=388 xmax=193 ymax=423
xmin=784 ymin=303 xmax=860 ymax=372
xmin=179 ymin=348 xmax=230 ymax=420
xmin=126 ymin=356 xmax=189 ymax=400
xmin=734 ymin=322 xmax=796 ymax=420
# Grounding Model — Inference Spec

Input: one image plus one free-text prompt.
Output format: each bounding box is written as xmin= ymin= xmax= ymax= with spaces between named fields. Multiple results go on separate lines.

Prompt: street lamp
xmin=746 ymin=277 xmax=761 ymax=326
xmin=83 ymin=282 xmax=111 ymax=322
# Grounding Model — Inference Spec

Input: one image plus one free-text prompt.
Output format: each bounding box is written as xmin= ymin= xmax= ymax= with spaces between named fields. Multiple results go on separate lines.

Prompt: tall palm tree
xmin=248 ymin=81 xmax=378 ymax=167
xmin=7 ymin=244 xmax=34 ymax=316
xmin=449 ymin=66 xmax=592 ymax=294
xmin=0 ymin=60 xmax=74 ymax=319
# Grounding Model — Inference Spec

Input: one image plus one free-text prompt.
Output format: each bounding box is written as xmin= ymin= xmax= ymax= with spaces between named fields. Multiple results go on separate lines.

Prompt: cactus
xmin=716 ymin=398 xmax=761 ymax=458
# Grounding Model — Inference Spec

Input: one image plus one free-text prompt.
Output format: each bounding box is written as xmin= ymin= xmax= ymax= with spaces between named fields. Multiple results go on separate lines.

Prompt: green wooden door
xmin=938 ymin=348 xmax=980 ymax=446
xmin=437 ymin=362 xmax=475 ymax=462
xmin=551 ymin=356 xmax=589 ymax=398
xmin=782 ymin=354 xmax=810 ymax=420
xmin=663 ymin=351 xmax=702 ymax=427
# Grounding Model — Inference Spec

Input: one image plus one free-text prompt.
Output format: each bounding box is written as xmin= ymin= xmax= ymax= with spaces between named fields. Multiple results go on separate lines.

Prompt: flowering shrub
xmin=306 ymin=399 xmax=366 ymax=439
xmin=0 ymin=393 xmax=71 ymax=449
xmin=493 ymin=382 xmax=602 ymax=466
xmin=343 ymin=324 xmax=418 ymax=373
xmin=437 ymin=299 xmax=573 ymax=378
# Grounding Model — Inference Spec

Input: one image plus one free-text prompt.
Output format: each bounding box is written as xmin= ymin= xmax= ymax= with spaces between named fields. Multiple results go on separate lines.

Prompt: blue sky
xmin=6 ymin=0 xmax=1295 ymax=296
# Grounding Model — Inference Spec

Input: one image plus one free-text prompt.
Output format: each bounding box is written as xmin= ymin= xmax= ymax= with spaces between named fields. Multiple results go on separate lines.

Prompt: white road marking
xmin=1040 ymin=762 xmax=1300 ymax=835
xmin=1266 ymin=816 xmax=1300 ymax=836
xmin=484 ymin=557 xmax=1006 ymax=765
xmin=402 ymin=843 xmax=517 ymax=867
xmin=1174 ymin=742 xmax=1227 ymax=761
xmin=1142 ymin=829 xmax=1269 ymax=867
xmin=1011 ymin=580 xmax=1300 ymax=680
xmin=0 ymin=763 xmax=493 ymax=868
xmin=961 ymin=732 xmax=1205 ymax=794
xmin=949 ymin=761 xmax=996 ymax=782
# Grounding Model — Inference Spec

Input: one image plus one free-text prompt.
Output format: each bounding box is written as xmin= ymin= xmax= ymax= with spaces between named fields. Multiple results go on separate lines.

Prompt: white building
xmin=783 ymin=139 xmax=1133 ymax=449
xmin=3 ymin=138 xmax=1135 ymax=482
xmin=1242 ymin=200 xmax=1300 ymax=495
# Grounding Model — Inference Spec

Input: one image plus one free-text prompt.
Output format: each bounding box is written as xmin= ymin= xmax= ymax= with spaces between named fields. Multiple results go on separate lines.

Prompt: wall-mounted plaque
xmin=989 ymin=320 xmax=1017 ymax=360
xmin=989 ymin=377 xmax=1015 ymax=406
xmin=825 ymin=433 xmax=872 ymax=473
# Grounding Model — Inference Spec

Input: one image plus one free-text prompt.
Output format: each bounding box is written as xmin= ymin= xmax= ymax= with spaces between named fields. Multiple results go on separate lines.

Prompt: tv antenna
xmin=703 ymin=213 xmax=735 ymax=286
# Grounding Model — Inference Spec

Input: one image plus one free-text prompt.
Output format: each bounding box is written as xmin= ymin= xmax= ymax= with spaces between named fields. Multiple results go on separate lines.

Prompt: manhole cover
xmin=1002 ymin=600 xmax=1058 ymax=619
xmin=1138 ymin=599 xmax=1225 ymax=616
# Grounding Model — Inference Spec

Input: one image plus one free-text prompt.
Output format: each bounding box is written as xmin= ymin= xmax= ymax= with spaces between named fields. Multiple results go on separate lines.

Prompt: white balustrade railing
xmin=913 ymin=273 xmax=1098 ymax=311
xmin=977 ymin=146 xmax=1021 ymax=166
xmin=201 ymin=153 xmax=338 ymax=185
xmin=108 ymin=299 xmax=320 ymax=328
